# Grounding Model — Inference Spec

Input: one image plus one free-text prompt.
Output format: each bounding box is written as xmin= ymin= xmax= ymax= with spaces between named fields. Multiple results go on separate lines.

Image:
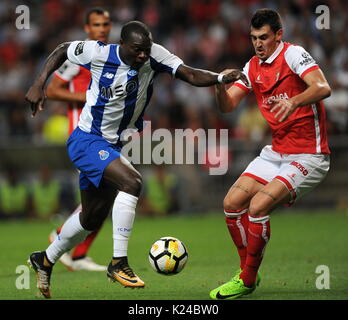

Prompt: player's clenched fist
xmin=25 ymin=84 xmax=46 ymax=117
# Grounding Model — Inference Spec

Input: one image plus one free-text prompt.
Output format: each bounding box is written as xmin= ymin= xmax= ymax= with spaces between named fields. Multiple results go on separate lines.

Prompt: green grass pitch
xmin=1 ymin=210 xmax=347 ymax=300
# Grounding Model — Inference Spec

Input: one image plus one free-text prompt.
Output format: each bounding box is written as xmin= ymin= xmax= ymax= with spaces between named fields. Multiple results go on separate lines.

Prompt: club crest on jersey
xmin=99 ymin=150 xmax=109 ymax=161
xmin=127 ymin=69 xmax=138 ymax=77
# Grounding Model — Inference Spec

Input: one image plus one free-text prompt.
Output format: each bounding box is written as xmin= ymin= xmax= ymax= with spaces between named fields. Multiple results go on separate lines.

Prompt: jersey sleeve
xmin=284 ymin=45 xmax=319 ymax=79
xmin=67 ymin=40 xmax=98 ymax=69
xmin=54 ymin=59 xmax=80 ymax=82
xmin=232 ymin=60 xmax=252 ymax=93
xmin=149 ymin=43 xmax=183 ymax=76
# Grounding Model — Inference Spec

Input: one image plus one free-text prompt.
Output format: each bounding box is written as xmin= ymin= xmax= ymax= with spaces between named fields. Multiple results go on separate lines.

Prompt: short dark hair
xmin=84 ymin=7 xmax=110 ymax=25
xmin=120 ymin=21 xmax=151 ymax=42
xmin=251 ymin=8 xmax=282 ymax=33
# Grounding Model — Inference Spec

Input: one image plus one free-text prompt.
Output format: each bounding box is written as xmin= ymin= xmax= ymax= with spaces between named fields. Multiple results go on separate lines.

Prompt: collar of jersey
xmin=259 ymin=41 xmax=284 ymax=65
xmin=115 ymin=45 xmax=127 ymax=66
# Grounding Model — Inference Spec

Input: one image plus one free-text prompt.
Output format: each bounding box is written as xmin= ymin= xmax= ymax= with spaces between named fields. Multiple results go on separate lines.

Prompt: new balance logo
xmin=103 ymin=72 xmax=114 ymax=79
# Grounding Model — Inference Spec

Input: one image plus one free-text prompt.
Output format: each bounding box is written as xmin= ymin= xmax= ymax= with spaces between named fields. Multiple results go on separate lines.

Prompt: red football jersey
xmin=54 ymin=60 xmax=91 ymax=134
xmin=233 ymin=41 xmax=330 ymax=154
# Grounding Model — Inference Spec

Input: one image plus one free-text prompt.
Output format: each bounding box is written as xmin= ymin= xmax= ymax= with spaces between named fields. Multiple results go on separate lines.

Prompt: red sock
xmin=71 ymin=229 xmax=100 ymax=259
xmin=240 ymin=215 xmax=270 ymax=287
xmin=225 ymin=209 xmax=249 ymax=269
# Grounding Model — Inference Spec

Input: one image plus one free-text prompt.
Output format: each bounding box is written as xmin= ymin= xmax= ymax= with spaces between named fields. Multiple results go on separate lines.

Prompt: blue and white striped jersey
xmin=67 ymin=40 xmax=183 ymax=144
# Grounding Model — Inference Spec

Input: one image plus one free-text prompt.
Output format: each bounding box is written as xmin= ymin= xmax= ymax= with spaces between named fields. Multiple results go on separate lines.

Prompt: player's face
xmin=250 ymin=25 xmax=282 ymax=61
xmin=120 ymin=33 xmax=153 ymax=69
xmin=84 ymin=12 xmax=111 ymax=43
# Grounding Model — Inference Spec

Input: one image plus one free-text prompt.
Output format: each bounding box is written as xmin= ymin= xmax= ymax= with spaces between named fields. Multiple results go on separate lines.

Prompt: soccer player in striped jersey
xmin=26 ymin=20 xmax=247 ymax=298
xmin=45 ymin=7 xmax=112 ymax=272
xmin=209 ymin=8 xmax=331 ymax=300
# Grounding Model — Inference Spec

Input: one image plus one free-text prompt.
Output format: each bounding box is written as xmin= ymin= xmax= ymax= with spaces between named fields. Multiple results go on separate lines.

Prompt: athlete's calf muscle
xmin=80 ymin=188 xmax=116 ymax=230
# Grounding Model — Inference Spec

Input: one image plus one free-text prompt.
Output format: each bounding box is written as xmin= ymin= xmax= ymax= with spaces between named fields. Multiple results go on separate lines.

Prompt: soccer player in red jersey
xmin=45 ymin=7 xmax=112 ymax=271
xmin=210 ymin=8 xmax=331 ymax=299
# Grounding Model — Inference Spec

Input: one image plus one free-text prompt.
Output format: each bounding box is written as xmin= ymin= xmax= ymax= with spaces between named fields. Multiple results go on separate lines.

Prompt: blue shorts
xmin=67 ymin=127 xmax=122 ymax=190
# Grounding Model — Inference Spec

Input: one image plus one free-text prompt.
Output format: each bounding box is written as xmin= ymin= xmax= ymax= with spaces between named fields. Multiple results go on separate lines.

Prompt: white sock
xmin=112 ymin=191 xmax=138 ymax=258
xmin=46 ymin=212 xmax=90 ymax=264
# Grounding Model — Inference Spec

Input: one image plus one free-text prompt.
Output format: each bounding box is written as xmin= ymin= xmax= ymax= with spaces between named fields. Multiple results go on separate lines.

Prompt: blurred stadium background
xmin=0 ymin=0 xmax=347 ymax=220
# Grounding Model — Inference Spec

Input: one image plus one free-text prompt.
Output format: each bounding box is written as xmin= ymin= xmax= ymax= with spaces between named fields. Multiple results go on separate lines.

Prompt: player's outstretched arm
xmin=215 ymin=83 xmax=248 ymax=113
xmin=214 ymin=69 xmax=249 ymax=113
xmin=25 ymin=42 xmax=71 ymax=117
xmin=175 ymin=64 xmax=248 ymax=87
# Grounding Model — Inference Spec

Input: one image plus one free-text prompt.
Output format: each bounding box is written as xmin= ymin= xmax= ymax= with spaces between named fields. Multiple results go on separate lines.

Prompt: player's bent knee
xmin=223 ymin=200 xmax=243 ymax=213
xmin=223 ymin=196 xmax=245 ymax=213
xmin=120 ymin=175 xmax=143 ymax=197
xmin=248 ymin=202 xmax=270 ymax=218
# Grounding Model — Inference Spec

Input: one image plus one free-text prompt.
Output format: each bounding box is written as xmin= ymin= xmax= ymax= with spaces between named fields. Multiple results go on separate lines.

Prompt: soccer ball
xmin=149 ymin=236 xmax=188 ymax=275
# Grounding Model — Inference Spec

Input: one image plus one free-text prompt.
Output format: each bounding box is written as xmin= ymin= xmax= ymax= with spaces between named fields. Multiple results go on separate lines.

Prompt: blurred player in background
xmin=45 ymin=7 xmax=112 ymax=272
xmin=210 ymin=8 xmax=331 ymax=300
xmin=26 ymin=20 xmax=247 ymax=298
